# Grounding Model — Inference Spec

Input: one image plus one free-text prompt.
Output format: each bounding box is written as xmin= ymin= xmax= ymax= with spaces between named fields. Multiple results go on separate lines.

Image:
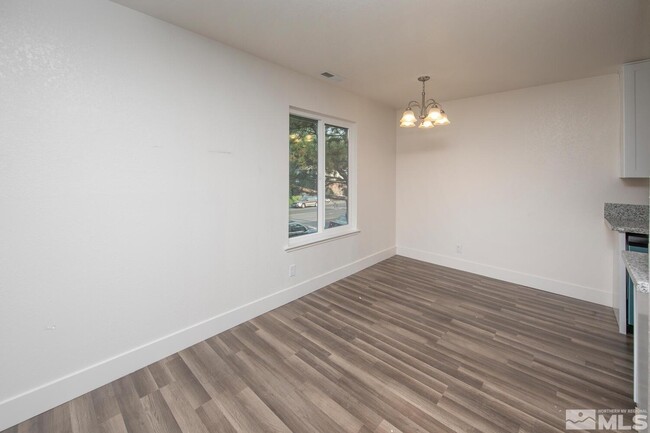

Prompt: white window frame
xmin=287 ymin=107 xmax=358 ymax=250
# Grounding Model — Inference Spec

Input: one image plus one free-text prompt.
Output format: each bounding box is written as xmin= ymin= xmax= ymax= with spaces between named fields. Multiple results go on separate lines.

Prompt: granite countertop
xmin=622 ymin=251 xmax=649 ymax=294
xmin=604 ymin=203 xmax=649 ymax=235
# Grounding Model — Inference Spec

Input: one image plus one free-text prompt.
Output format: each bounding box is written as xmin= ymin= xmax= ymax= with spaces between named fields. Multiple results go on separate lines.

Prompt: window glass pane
xmin=325 ymin=124 xmax=349 ymax=229
xmin=289 ymin=115 xmax=318 ymax=237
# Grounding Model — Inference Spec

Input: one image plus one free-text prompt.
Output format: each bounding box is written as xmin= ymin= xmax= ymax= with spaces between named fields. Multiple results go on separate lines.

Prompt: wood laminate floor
xmin=3 ymin=256 xmax=634 ymax=433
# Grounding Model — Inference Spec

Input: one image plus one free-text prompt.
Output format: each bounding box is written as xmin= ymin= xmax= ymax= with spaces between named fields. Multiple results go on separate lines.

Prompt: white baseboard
xmin=397 ymin=246 xmax=611 ymax=307
xmin=0 ymin=246 xmax=396 ymax=431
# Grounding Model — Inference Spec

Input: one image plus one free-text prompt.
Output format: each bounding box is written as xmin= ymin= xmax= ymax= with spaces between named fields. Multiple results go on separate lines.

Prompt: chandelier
xmin=399 ymin=76 xmax=450 ymax=128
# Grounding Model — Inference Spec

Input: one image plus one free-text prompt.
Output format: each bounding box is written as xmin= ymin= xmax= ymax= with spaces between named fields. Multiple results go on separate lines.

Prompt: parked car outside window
xmin=289 ymin=221 xmax=317 ymax=238
xmin=293 ymin=195 xmax=318 ymax=208
xmin=326 ymin=214 xmax=348 ymax=228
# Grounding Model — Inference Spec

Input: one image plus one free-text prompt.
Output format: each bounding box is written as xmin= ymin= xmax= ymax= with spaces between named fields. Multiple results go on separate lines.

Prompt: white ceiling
xmin=112 ymin=0 xmax=650 ymax=108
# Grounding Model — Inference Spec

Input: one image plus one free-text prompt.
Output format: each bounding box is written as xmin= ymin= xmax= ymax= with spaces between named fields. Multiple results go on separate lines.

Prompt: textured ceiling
xmin=112 ymin=0 xmax=650 ymax=108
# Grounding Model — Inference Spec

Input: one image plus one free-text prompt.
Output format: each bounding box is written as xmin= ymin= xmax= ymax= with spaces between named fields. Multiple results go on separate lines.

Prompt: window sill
xmin=285 ymin=229 xmax=360 ymax=252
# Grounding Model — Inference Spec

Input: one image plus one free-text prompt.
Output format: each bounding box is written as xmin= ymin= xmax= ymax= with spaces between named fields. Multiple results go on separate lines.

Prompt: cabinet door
xmin=621 ymin=60 xmax=650 ymax=178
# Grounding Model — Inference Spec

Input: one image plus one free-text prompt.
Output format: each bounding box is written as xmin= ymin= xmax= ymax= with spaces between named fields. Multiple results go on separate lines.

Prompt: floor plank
xmin=1 ymin=256 xmax=634 ymax=432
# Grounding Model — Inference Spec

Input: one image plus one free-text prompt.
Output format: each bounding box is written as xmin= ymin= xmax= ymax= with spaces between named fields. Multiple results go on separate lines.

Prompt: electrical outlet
xmin=456 ymin=244 xmax=463 ymax=254
xmin=289 ymin=264 xmax=296 ymax=277
xmin=45 ymin=320 xmax=56 ymax=331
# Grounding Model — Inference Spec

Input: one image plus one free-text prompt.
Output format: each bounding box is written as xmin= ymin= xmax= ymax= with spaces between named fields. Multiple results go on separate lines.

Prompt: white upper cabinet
xmin=620 ymin=59 xmax=650 ymax=178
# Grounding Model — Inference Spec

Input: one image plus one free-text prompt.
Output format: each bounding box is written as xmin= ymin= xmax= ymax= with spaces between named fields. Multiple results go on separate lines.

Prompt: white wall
xmin=397 ymin=75 xmax=648 ymax=306
xmin=0 ymin=0 xmax=396 ymax=428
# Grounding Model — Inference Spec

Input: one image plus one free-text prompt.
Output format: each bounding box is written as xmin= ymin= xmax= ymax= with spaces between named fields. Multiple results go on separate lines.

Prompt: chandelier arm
xmin=406 ymin=101 xmax=421 ymax=110
xmin=424 ymin=99 xmax=439 ymax=109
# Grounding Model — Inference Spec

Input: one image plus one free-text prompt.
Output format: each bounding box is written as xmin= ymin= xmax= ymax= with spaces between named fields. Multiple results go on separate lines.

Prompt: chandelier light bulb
xmin=418 ymin=119 xmax=435 ymax=129
xmin=426 ymin=106 xmax=441 ymax=121
xmin=434 ymin=112 xmax=450 ymax=126
xmin=400 ymin=109 xmax=417 ymax=124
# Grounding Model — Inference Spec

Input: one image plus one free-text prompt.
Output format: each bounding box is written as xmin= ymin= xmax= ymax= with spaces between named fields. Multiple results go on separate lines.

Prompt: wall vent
xmin=320 ymin=71 xmax=343 ymax=81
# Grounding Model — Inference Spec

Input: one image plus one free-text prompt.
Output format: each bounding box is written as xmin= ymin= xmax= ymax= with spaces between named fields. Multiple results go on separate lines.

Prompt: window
xmin=288 ymin=110 xmax=356 ymax=247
